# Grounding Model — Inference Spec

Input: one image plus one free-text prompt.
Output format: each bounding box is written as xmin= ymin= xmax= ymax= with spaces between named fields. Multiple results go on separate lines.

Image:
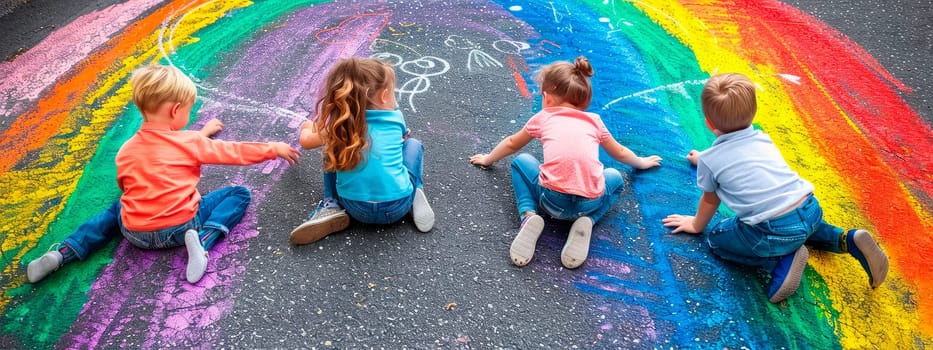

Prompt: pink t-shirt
xmin=524 ymin=106 xmax=612 ymax=198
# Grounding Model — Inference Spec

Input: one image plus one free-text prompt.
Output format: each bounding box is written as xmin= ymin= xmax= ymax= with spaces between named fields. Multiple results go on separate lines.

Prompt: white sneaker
xmin=510 ymin=214 xmax=544 ymax=267
xmin=185 ymin=230 xmax=208 ymax=283
xmin=561 ymin=216 xmax=593 ymax=269
xmin=412 ymin=188 xmax=435 ymax=232
xmin=27 ymin=250 xmax=63 ymax=283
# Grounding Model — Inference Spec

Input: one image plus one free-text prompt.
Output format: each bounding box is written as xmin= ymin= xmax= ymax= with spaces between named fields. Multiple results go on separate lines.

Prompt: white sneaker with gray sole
xmin=27 ymin=250 xmax=63 ymax=283
xmin=185 ymin=230 xmax=209 ymax=283
xmin=510 ymin=214 xmax=544 ymax=267
xmin=561 ymin=216 xmax=593 ymax=269
xmin=412 ymin=188 xmax=435 ymax=232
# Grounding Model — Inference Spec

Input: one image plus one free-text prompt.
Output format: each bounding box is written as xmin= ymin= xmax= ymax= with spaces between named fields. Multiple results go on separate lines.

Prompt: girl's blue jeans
xmin=321 ymin=138 xmax=424 ymax=225
xmin=705 ymin=194 xmax=844 ymax=271
xmin=509 ymin=153 xmax=623 ymax=223
xmin=62 ymin=186 xmax=252 ymax=260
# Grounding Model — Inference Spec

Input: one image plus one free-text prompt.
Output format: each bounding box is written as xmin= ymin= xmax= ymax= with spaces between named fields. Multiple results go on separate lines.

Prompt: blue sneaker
xmin=846 ymin=229 xmax=888 ymax=288
xmin=768 ymin=246 xmax=809 ymax=303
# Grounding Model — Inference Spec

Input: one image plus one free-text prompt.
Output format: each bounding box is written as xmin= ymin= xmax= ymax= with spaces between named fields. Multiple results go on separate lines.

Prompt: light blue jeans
xmin=509 ymin=153 xmax=623 ymax=223
xmin=705 ymin=194 xmax=844 ymax=271
xmin=321 ymin=138 xmax=424 ymax=224
xmin=62 ymin=186 xmax=251 ymax=260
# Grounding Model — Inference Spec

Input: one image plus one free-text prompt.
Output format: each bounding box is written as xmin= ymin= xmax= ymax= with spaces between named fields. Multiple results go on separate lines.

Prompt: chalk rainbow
xmin=0 ymin=0 xmax=929 ymax=347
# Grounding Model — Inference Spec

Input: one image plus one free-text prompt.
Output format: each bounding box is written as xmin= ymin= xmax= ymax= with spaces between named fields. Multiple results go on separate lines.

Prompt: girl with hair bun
xmin=470 ymin=56 xmax=661 ymax=269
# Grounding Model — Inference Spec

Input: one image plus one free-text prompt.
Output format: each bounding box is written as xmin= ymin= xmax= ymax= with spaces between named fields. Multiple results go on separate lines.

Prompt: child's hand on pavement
xmin=637 ymin=155 xmax=663 ymax=169
xmin=469 ymin=154 xmax=493 ymax=169
xmin=272 ymin=142 xmax=301 ymax=165
xmin=686 ymin=150 xmax=700 ymax=166
xmin=200 ymin=119 xmax=224 ymax=137
xmin=661 ymin=214 xmax=702 ymax=234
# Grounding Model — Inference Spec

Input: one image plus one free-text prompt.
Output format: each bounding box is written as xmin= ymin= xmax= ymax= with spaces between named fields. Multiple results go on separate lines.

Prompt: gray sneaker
xmin=510 ymin=214 xmax=544 ymax=267
xmin=561 ymin=216 xmax=593 ymax=269
xmin=185 ymin=230 xmax=209 ymax=283
xmin=27 ymin=250 xmax=63 ymax=283
xmin=290 ymin=205 xmax=350 ymax=245
xmin=412 ymin=188 xmax=434 ymax=232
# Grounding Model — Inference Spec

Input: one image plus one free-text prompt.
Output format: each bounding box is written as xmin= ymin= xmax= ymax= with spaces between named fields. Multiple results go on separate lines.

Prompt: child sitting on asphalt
xmin=662 ymin=73 xmax=889 ymax=303
xmin=470 ymin=56 xmax=662 ymax=269
xmin=26 ymin=64 xmax=300 ymax=284
xmin=289 ymin=57 xmax=435 ymax=244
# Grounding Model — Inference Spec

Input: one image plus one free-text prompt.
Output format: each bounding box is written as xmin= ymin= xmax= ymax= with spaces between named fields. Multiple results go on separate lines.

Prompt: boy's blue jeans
xmin=705 ymin=194 xmax=844 ymax=271
xmin=62 ymin=186 xmax=251 ymax=260
xmin=509 ymin=153 xmax=623 ymax=223
xmin=321 ymin=138 xmax=424 ymax=225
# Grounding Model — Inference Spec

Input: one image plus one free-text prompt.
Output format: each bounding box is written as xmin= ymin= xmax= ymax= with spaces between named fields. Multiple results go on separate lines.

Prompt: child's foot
xmin=561 ymin=216 xmax=593 ymax=269
xmin=290 ymin=203 xmax=350 ymax=245
xmin=412 ymin=188 xmax=435 ymax=232
xmin=510 ymin=214 xmax=544 ymax=267
xmin=185 ymin=230 xmax=209 ymax=283
xmin=27 ymin=250 xmax=63 ymax=283
xmin=768 ymin=245 xmax=809 ymax=303
xmin=846 ymin=229 xmax=888 ymax=288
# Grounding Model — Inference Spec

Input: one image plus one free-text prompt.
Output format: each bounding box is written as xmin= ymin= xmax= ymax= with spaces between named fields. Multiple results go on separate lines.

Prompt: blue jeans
xmin=62 ymin=186 xmax=251 ymax=260
xmin=705 ymin=194 xmax=844 ymax=271
xmin=509 ymin=153 xmax=623 ymax=223
xmin=321 ymin=138 xmax=424 ymax=224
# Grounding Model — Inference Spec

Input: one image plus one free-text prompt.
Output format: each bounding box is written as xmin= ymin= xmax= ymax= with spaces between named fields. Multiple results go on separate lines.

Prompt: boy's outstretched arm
xmin=299 ymin=120 xmax=325 ymax=150
xmin=271 ymin=142 xmax=301 ymax=165
xmin=469 ymin=129 xmax=533 ymax=168
xmin=602 ymin=138 xmax=662 ymax=169
xmin=662 ymin=191 xmax=720 ymax=234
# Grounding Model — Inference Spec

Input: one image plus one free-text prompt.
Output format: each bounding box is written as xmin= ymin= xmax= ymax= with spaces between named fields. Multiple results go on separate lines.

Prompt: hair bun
xmin=573 ymin=56 xmax=594 ymax=77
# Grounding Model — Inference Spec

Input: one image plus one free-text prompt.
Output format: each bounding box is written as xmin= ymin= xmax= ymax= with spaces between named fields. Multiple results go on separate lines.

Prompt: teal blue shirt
xmin=336 ymin=109 xmax=413 ymax=202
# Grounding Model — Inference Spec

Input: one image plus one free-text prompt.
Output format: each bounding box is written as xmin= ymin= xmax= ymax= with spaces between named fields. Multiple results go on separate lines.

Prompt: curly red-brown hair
xmin=314 ymin=58 xmax=395 ymax=171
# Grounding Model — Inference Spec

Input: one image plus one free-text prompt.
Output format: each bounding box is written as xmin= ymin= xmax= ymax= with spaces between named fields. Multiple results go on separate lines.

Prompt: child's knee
xmin=511 ymin=153 xmax=537 ymax=168
xmin=229 ymin=186 xmax=252 ymax=200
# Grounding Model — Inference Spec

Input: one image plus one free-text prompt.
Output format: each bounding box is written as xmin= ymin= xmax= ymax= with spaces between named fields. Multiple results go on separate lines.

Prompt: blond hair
xmin=701 ymin=73 xmax=757 ymax=133
xmin=130 ymin=65 xmax=197 ymax=115
xmin=535 ymin=56 xmax=594 ymax=110
xmin=314 ymin=58 xmax=395 ymax=171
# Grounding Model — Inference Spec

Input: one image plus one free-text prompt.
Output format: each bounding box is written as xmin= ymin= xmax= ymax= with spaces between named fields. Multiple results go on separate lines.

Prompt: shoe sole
xmin=561 ymin=217 xmax=593 ymax=269
xmin=412 ymin=188 xmax=435 ymax=232
xmin=185 ymin=230 xmax=208 ymax=283
xmin=290 ymin=211 xmax=350 ymax=245
xmin=510 ymin=215 xmax=544 ymax=267
xmin=768 ymin=246 xmax=809 ymax=303
xmin=852 ymin=230 xmax=889 ymax=288
xmin=27 ymin=251 xmax=63 ymax=283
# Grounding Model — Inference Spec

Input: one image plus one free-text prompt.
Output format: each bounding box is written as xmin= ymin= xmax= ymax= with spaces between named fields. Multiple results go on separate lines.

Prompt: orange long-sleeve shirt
xmin=116 ymin=122 xmax=279 ymax=231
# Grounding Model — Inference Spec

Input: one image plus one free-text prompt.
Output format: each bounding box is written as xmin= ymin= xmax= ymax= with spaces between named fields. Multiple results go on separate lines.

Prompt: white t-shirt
xmin=696 ymin=126 xmax=814 ymax=225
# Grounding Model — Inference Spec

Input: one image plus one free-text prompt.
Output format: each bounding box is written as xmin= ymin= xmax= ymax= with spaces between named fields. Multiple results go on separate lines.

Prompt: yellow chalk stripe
xmin=628 ymin=0 xmax=923 ymax=346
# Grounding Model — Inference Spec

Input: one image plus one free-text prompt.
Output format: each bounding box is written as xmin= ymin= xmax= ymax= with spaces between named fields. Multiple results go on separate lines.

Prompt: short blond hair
xmin=130 ymin=65 xmax=197 ymax=114
xmin=701 ymin=73 xmax=756 ymax=133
